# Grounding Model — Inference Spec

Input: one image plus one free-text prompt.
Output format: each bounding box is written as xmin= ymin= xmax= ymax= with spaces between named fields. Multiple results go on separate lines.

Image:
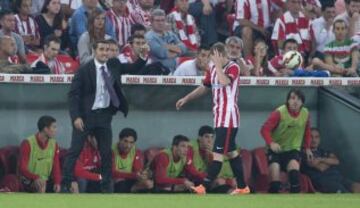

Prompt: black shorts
xmin=267 ymin=150 xmax=301 ymax=172
xmin=213 ymin=128 xmax=238 ymax=154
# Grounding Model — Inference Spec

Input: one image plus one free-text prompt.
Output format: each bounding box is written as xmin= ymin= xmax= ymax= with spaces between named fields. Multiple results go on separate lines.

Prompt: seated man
xmin=19 ymin=116 xmax=61 ymax=193
xmin=173 ymin=45 xmax=210 ymax=76
xmin=0 ymin=35 xmax=30 ymax=73
xmin=112 ymin=128 xmax=153 ymax=193
xmin=151 ymin=135 xmax=206 ymax=193
xmin=118 ymin=35 xmax=150 ymax=64
xmin=74 ymin=135 xmax=101 ymax=193
xmin=225 ymin=36 xmax=249 ymax=76
xmin=31 ymin=35 xmax=65 ymax=74
xmin=145 ymin=9 xmax=187 ymax=73
xmin=324 ymin=19 xmax=359 ymax=77
xmin=260 ymin=89 xmax=313 ymax=193
xmin=302 ymin=128 xmax=360 ymax=193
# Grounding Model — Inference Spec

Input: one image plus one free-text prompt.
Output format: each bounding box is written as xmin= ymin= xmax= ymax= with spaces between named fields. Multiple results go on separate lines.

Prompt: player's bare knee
xmin=227 ymin=150 xmax=239 ymax=159
xmin=287 ymin=160 xmax=300 ymax=171
xmin=213 ymin=152 xmax=224 ymax=162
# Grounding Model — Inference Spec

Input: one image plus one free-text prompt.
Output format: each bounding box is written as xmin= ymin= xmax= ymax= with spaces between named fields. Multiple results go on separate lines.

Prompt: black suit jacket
xmin=68 ymin=57 xmax=146 ymax=121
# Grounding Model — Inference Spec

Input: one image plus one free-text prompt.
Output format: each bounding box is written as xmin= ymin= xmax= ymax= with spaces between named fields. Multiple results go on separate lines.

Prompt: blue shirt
xmin=145 ymin=30 xmax=187 ymax=72
xmin=69 ymin=5 xmax=115 ymax=48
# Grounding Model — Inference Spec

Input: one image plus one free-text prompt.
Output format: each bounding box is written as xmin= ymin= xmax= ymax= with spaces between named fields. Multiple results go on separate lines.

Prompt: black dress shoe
xmin=60 ymin=185 xmax=71 ymax=193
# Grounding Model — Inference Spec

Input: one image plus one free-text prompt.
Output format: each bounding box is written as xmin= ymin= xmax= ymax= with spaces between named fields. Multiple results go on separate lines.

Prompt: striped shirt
xmin=324 ymin=39 xmax=358 ymax=69
xmin=14 ymin=14 xmax=40 ymax=38
xmin=106 ymin=9 xmax=134 ymax=47
xmin=31 ymin=54 xmax=66 ymax=74
xmin=130 ymin=6 xmax=152 ymax=28
xmin=271 ymin=11 xmax=311 ymax=54
xmin=203 ymin=61 xmax=241 ymax=128
xmin=234 ymin=0 xmax=272 ymax=30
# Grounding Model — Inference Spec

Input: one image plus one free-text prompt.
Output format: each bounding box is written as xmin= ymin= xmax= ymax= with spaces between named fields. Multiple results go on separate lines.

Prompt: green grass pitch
xmin=1 ymin=194 xmax=359 ymax=208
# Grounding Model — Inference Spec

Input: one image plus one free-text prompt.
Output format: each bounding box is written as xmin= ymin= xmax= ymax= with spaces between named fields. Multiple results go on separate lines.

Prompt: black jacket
xmin=68 ymin=57 xmax=146 ymax=121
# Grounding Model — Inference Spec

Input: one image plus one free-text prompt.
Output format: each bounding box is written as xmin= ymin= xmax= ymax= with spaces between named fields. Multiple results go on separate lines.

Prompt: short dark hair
xmin=172 ymin=135 xmax=189 ymax=146
xmin=333 ymin=18 xmax=347 ymax=28
xmin=43 ymin=35 xmax=61 ymax=48
xmin=107 ymin=39 xmax=119 ymax=49
xmin=286 ymin=88 xmax=305 ymax=104
xmin=198 ymin=44 xmax=210 ymax=52
xmin=129 ymin=34 xmax=145 ymax=44
xmin=131 ymin=23 xmax=146 ymax=35
xmin=282 ymin=38 xmax=298 ymax=49
xmin=119 ymin=128 xmax=137 ymax=141
xmin=210 ymin=42 xmax=227 ymax=56
xmin=37 ymin=115 xmax=56 ymax=132
xmin=198 ymin=125 xmax=214 ymax=136
xmin=0 ymin=9 xmax=13 ymax=20
xmin=92 ymin=39 xmax=109 ymax=50
xmin=321 ymin=1 xmax=335 ymax=11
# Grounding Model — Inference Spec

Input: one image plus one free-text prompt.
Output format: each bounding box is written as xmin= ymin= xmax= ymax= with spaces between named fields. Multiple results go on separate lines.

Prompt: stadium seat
xmin=226 ymin=14 xmax=236 ymax=35
xmin=0 ymin=146 xmax=19 ymax=175
xmin=240 ymin=149 xmax=253 ymax=186
xmin=57 ymin=54 xmax=80 ymax=74
xmin=26 ymin=53 xmax=40 ymax=63
xmin=252 ymin=147 xmax=315 ymax=193
xmin=143 ymin=147 xmax=164 ymax=166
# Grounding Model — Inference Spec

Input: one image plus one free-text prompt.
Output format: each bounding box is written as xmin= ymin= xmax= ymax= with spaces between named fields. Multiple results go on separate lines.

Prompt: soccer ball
xmin=282 ymin=51 xmax=303 ymax=69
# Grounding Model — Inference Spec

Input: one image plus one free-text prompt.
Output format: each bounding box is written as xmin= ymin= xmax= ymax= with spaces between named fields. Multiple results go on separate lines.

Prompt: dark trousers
xmin=62 ymin=109 xmax=113 ymax=192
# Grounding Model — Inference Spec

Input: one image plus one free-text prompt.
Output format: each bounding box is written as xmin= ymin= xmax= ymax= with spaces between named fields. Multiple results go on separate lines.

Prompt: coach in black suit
xmin=61 ymin=39 xmax=147 ymax=193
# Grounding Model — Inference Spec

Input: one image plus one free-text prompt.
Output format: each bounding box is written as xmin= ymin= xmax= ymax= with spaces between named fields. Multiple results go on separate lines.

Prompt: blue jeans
xmin=292 ymin=69 xmax=330 ymax=77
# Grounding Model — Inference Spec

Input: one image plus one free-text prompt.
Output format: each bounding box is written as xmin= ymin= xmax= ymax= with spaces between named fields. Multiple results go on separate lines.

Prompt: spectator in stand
xmin=167 ymin=0 xmax=200 ymax=54
xmin=0 ymin=10 xmax=27 ymax=64
xmin=31 ymin=0 xmax=45 ymax=15
xmin=131 ymin=0 xmax=154 ymax=29
xmin=61 ymin=0 xmax=83 ymax=18
xmin=188 ymin=0 xmax=218 ymax=47
xmin=35 ymin=0 xmax=68 ymax=51
xmin=260 ymin=89 xmax=313 ymax=193
xmin=245 ymin=39 xmax=269 ymax=76
xmin=173 ymin=45 xmax=210 ymax=76
xmin=302 ymin=128 xmax=360 ymax=193
xmin=78 ymin=10 xmax=113 ymax=64
xmin=14 ymin=0 xmax=41 ymax=52
xmin=335 ymin=0 xmax=360 ymax=38
xmin=31 ymin=35 xmax=66 ymax=74
xmin=145 ymin=9 xmax=187 ymax=73
xmin=74 ymin=135 xmax=101 ymax=193
xmin=233 ymin=0 xmax=273 ymax=57
xmin=120 ymin=23 xmax=147 ymax=55
xmin=106 ymin=0 xmax=134 ymax=48
xmin=310 ymin=2 xmax=336 ymax=59
xmin=0 ymin=36 xmax=31 ymax=73
xmin=324 ymin=19 xmax=359 ymax=77
xmin=69 ymin=0 xmax=114 ymax=49
xmin=303 ymin=0 xmax=322 ymax=19
xmin=19 ymin=116 xmax=61 ymax=193
xmin=118 ymin=34 xmax=150 ymax=64
xmin=107 ymin=39 xmax=121 ymax=59
xmin=112 ymin=128 xmax=153 ymax=193
xmin=224 ymin=36 xmax=249 ymax=76
xmin=271 ymin=0 xmax=312 ymax=56
xmin=151 ymin=135 xmax=206 ymax=193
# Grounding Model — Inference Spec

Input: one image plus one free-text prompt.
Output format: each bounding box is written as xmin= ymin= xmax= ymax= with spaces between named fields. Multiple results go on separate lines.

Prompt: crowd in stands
xmin=0 ymin=0 xmax=359 ymax=76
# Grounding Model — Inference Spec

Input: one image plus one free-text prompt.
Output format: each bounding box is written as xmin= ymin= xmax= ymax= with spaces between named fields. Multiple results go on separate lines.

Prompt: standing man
xmin=176 ymin=43 xmax=250 ymax=195
xmin=260 ymin=89 xmax=313 ymax=193
xmin=61 ymin=39 xmax=148 ymax=193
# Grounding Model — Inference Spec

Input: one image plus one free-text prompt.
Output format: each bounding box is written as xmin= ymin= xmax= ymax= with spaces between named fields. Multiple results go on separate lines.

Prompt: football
xmin=282 ymin=51 xmax=303 ymax=69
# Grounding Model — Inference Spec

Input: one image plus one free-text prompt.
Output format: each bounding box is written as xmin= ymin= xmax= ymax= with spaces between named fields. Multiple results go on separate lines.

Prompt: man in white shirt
xmin=335 ymin=0 xmax=360 ymax=37
xmin=173 ymin=45 xmax=210 ymax=76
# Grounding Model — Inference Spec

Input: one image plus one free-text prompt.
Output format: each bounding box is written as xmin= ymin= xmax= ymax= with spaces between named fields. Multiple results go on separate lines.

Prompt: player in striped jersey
xmin=176 ymin=43 xmax=250 ymax=195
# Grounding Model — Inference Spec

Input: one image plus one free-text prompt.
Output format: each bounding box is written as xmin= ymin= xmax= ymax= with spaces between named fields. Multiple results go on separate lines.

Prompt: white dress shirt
xmin=92 ymin=59 xmax=111 ymax=110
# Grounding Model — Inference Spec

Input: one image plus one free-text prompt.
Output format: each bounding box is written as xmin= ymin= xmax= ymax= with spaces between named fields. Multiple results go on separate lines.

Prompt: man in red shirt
xmin=151 ymin=135 xmax=206 ymax=193
xmin=112 ymin=128 xmax=153 ymax=193
xmin=176 ymin=43 xmax=250 ymax=195
xmin=74 ymin=135 xmax=101 ymax=193
xmin=19 ymin=115 xmax=61 ymax=193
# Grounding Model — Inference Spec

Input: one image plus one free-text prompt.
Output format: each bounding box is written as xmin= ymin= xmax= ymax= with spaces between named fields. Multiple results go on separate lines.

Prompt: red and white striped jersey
xmin=14 ymin=14 xmax=40 ymax=38
xmin=106 ymin=9 xmax=134 ymax=47
xmin=234 ymin=0 xmax=272 ymax=30
xmin=31 ymin=54 xmax=66 ymax=74
xmin=271 ymin=11 xmax=311 ymax=54
xmin=268 ymin=54 xmax=284 ymax=74
xmin=203 ymin=61 xmax=241 ymax=128
xmin=130 ymin=7 xmax=152 ymax=28
xmin=127 ymin=0 xmax=139 ymax=12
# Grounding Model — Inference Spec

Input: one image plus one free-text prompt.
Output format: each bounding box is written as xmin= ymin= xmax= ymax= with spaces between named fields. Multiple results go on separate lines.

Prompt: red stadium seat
xmin=26 ymin=53 xmax=40 ymax=63
xmin=252 ymin=147 xmax=315 ymax=193
xmin=227 ymin=14 xmax=236 ymax=35
xmin=240 ymin=149 xmax=253 ymax=186
xmin=0 ymin=146 xmax=19 ymax=175
xmin=57 ymin=54 xmax=80 ymax=74
xmin=143 ymin=147 xmax=164 ymax=166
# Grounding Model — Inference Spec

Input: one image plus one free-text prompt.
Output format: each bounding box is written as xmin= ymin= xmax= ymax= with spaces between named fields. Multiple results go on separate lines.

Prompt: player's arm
xmin=176 ymin=85 xmax=209 ymax=110
xmin=320 ymin=153 xmax=339 ymax=166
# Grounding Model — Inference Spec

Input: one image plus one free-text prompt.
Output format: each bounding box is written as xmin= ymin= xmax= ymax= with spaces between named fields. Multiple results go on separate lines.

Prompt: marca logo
xmin=275 ymin=80 xmax=289 ymax=85
xmin=10 ymin=75 xmax=24 ymax=82
xmin=50 ymin=76 xmax=64 ymax=83
xmin=329 ymin=80 xmax=342 ymax=86
xmin=0 ymin=75 xmax=4 ymax=81
xmin=126 ymin=77 xmax=140 ymax=84
xmin=162 ymin=77 xmax=176 ymax=84
xmin=143 ymin=77 xmax=157 ymax=84
xmin=240 ymin=79 xmax=251 ymax=84
xmin=30 ymin=76 xmax=44 ymax=82
xmin=292 ymin=79 xmax=305 ymax=85
xmin=311 ymin=79 xmax=324 ymax=85
xmin=256 ymin=79 xmax=269 ymax=85
xmin=67 ymin=76 xmax=73 ymax=82
xmin=182 ymin=78 xmax=195 ymax=84
xmin=347 ymin=80 xmax=360 ymax=85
